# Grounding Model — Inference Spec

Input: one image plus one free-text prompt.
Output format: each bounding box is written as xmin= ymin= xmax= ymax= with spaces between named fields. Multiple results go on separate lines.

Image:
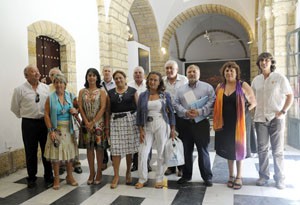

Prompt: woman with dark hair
xmin=78 ymin=68 xmax=107 ymax=185
xmin=213 ymin=61 xmax=256 ymax=190
xmin=105 ymin=70 xmax=139 ymax=189
xmin=135 ymin=71 xmax=175 ymax=189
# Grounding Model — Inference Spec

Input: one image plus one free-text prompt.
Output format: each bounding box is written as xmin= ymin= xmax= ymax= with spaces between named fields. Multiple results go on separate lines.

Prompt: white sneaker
xmin=256 ymin=178 xmax=268 ymax=186
xmin=276 ymin=180 xmax=285 ymax=189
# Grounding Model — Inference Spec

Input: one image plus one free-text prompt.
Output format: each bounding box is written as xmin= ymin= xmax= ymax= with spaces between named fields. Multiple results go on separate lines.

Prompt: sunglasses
xmin=35 ymin=93 xmax=40 ymax=103
xmin=117 ymin=94 xmax=123 ymax=103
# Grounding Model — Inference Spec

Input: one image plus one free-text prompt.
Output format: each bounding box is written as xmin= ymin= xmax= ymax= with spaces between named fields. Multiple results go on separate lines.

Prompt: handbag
xmin=164 ymin=136 xmax=185 ymax=167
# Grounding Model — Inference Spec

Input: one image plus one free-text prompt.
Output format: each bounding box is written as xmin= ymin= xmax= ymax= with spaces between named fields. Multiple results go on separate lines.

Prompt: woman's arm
xmin=44 ymin=97 xmax=56 ymax=141
xmin=78 ymin=89 xmax=89 ymax=125
xmin=242 ymin=82 xmax=257 ymax=110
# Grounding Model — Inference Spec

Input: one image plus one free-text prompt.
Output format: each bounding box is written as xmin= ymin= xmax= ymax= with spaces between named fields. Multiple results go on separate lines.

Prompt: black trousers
xmin=21 ymin=118 xmax=53 ymax=182
xmin=179 ymin=118 xmax=212 ymax=181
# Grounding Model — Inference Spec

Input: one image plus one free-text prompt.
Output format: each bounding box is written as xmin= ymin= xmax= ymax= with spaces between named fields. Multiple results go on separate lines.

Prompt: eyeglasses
xmin=117 ymin=94 xmax=123 ymax=103
xmin=35 ymin=93 xmax=40 ymax=103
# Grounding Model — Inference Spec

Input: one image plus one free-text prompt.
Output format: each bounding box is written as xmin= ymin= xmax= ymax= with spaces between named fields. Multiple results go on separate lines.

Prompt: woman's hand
xmin=170 ymin=129 xmax=175 ymax=140
xmin=139 ymin=128 xmax=145 ymax=143
xmin=69 ymin=107 xmax=78 ymax=115
xmin=86 ymin=121 xmax=94 ymax=132
xmin=49 ymin=131 xmax=56 ymax=141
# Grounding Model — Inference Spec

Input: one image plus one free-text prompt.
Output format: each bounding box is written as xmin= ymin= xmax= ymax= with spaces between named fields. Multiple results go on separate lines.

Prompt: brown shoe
xmin=164 ymin=168 xmax=176 ymax=176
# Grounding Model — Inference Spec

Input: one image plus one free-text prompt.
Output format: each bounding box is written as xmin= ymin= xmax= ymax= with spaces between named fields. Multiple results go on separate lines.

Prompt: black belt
xmin=186 ymin=118 xmax=208 ymax=124
xmin=113 ymin=111 xmax=135 ymax=120
xmin=22 ymin=117 xmax=44 ymax=121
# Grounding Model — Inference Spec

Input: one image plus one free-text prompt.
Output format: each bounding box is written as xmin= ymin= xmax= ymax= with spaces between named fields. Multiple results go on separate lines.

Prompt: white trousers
xmin=138 ymin=115 xmax=170 ymax=183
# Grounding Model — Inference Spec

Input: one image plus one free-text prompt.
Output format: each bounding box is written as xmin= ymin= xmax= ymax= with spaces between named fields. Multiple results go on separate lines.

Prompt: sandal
xmin=233 ymin=177 xmax=242 ymax=190
xmin=135 ymin=182 xmax=145 ymax=189
xmin=110 ymin=177 xmax=119 ymax=189
xmin=154 ymin=181 xmax=164 ymax=189
xmin=227 ymin=176 xmax=235 ymax=188
xmin=66 ymin=176 xmax=78 ymax=186
xmin=52 ymin=176 xmax=60 ymax=190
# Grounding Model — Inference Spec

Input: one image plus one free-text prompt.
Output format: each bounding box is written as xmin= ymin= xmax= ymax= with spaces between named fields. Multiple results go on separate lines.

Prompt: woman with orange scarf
xmin=213 ymin=61 xmax=256 ymax=189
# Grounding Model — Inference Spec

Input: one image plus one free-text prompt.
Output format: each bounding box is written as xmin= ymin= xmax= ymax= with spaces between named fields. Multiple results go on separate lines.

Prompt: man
xmin=175 ymin=64 xmax=215 ymax=187
xmin=48 ymin=67 xmax=83 ymax=175
xmin=252 ymin=52 xmax=294 ymax=189
xmin=11 ymin=65 xmax=53 ymax=188
xmin=101 ymin=65 xmax=115 ymax=170
xmin=127 ymin=66 xmax=152 ymax=172
xmin=163 ymin=60 xmax=188 ymax=177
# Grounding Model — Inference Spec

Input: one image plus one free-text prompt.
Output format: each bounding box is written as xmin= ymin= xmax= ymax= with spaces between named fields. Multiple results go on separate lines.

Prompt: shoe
xmin=74 ymin=167 xmax=82 ymax=174
xmin=148 ymin=165 xmax=152 ymax=172
xmin=94 ymin=172 xmax=102 ymax=185
xmin=276 ymin=180 xmax=286 ymax=190
xmin=101 ymin=163 xmax=107 ymax=171
xmin=177 ymin=177 xmax=191 ymax=184
xmin=27 ymin=181 xmax=37 ymax=189
xmin=227 ymin=176 xmax=235 ymax=188
xmin=155 ymin=181 xmax=164 ymax=189
xmin=135 ymin=182 xmax=146 ymax=189
xmin=233 ymin=178 xmax=242 ymax=190
xmin=177 ymin=170 xmax=183 ymax=177
xmin=204 ymin=179 xmax=213 ymax=187
xmin=164 ymin=168 xmax=176 ymax=176
xmin=66 ymin=176 xmax=78 ymax=186
xmin=126 ymin=172 xmax=132 ymax=185
xmin=59 ymin=167 xmax=65 ymax=175
xmin=110 ymin=177 xmax=119 ymax=189
xmin=131 ymin=165 xmax=138 ymax=172
xmin=44 ymin=176 xmax=54 ymax=188
xmin=256 ymin=178 xmax=268 ymax=186
xmin=52 ymin=176 xmax=60 ymax=190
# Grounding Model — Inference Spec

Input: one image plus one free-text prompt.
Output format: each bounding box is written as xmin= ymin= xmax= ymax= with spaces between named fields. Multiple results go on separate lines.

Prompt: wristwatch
xmin=280 ymin=110 xmax=286 ymax=115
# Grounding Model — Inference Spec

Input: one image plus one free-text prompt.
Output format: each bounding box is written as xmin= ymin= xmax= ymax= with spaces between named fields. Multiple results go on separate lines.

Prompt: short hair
xmin=133 ymin=66 xmax=144 ymax=74
xmin=256 ymin=52 xmax=276 ymax=72
xmin=146 ymin=71 xmax=165 ymax=92
xmin=102 ymin=65 xmax=113 ymax=73
xmin=164 ymin=60 xmax=178 ymax=69
xmin=49 ymin=67 xmax=62 ymax=77
xmin=23 ymin=65 xmax=37 ymax=78
xmin=113 ymin=70 xmax=127 ymax=79
xmin=186 ymin=64 xmax=200 ymax=72
xmin=219 ymin=61 xmax=241 ymax=83
xmin=53 ymin=73 xmax=67 ymax=86
xmin=84 ymin=68 xmax=102 ymax=88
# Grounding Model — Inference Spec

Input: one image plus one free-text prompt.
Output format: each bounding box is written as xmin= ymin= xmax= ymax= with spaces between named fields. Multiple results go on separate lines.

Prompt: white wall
xmin=127 ymin=41 xmax=150 ymax=82
xmin=0 ymin=0 xmax=100 ymax=153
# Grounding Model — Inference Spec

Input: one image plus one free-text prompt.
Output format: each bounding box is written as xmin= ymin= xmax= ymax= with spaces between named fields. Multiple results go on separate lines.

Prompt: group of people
xmin=11 ymin=51 xmax=293 ymax=191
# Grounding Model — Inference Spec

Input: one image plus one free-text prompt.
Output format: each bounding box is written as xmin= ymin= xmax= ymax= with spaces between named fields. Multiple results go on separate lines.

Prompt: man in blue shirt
xmin=175 ymin=64 xmax=215 ymax=186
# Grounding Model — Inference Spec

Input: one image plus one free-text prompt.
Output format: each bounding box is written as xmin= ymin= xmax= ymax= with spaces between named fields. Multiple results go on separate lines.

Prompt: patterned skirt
xmin=44 ymin=121 xmax=78 ymax=162
xmin=110 ymin=111 xmax=139 ymax=156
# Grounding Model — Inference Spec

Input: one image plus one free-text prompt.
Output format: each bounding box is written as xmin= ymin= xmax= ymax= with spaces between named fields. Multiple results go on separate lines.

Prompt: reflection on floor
xmin=0 ymin=142 xmax=300 ymax=205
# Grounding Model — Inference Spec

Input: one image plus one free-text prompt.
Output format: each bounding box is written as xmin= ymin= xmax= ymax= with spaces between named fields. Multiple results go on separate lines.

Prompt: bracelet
xmin=280 ymin=110 xmax=286 ymax=115
xmin=48 ymin=128 xmax=55 ymax=133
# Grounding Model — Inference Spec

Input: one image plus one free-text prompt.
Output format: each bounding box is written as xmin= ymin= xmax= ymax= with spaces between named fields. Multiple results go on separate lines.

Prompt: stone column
xmin=262 ymin=6 xmax=274 ymax=53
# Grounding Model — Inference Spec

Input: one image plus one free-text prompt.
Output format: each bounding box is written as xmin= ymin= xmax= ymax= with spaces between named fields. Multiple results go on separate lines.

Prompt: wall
xmin=0 ymin=0 xmax=100 ymax=154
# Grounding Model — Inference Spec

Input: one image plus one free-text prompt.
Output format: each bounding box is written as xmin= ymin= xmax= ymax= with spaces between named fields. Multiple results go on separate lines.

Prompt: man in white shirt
xmin=101 ymin=65 xmax=115 ymax=170
xmin=127 ymin=66 xmax=152 ymax=172
xmin=163 ymin=60 xmax=188 ymax=177
xmin=11 ymin=65 xmax=53 ymax=188
xmin=251 ymin=52 xmax=294 ymax=189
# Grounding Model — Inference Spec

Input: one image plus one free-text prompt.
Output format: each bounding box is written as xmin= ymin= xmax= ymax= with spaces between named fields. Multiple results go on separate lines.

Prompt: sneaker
xmin=276 ymin=180 xmax=286 ymax=190
xmin=74 ymin=167 xmax=82 ymax=174
xmin=256 ymin=178 xmax=268 ymax=186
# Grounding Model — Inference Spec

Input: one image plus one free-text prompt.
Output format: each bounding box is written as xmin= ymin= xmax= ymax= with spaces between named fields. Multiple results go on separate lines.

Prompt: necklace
xmin=58 ymin=97 xmax=67 ymax=114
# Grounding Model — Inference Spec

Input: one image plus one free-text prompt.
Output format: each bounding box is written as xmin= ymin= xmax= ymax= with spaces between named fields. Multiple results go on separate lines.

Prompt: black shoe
xmin=74 ymin=167 xmax=82 ymax=174
xmin=131 ymin=165 xmax=138 ymax=172
xmin=177 ymin=177 xmax=191 ymax=184
xmin=59 ymin=167 xmax=65 ymax=175
xmin=204 ymin=179 xmax=213 ymax=187
xmin=148 ymin=165 xmax=152 ymax=172
xmin=164 ymin=168 xmax=176 ymax=176
xmin=27 ymin=181 xmax=37 ymax=189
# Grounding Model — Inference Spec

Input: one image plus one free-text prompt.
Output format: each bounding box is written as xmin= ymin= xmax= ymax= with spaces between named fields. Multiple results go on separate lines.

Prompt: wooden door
xmin=36 ymin=36 xmax=61 ymax=84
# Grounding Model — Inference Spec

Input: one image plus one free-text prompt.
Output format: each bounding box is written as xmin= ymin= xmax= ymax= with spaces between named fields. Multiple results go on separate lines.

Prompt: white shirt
xmin=102 ymin=80 xmax=115 ymax=91
xmin=11 ymin=81 xmax=50 ymax=119
xmin=128 ymin=79 xmax=146 ymax=96
xmin=163 ymin=74 xmax=188 ymax=104
xmin=251 ymin=72 xmax=293 ymax=122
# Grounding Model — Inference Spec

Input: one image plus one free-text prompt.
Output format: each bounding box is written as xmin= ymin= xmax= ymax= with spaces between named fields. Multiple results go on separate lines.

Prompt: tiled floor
xmin=1 ymin=141 xmax=300 ymax=205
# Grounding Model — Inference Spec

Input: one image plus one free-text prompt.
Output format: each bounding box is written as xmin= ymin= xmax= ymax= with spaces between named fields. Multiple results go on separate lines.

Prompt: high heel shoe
xmin=66 ymin=176 xmax=78 ymax=186
xmin=53 ymin=176 xmax=60 ymax=190
xmin=110 ymin=177 xmax=119 ymax=189
xmin=87 ymin=173 xmax=95 ymax=185
xmin=94 ymin=172 xmax=102 ymax=185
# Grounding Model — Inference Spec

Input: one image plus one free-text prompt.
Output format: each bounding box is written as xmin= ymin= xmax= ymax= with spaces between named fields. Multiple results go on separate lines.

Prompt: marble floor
xmin=1 ymin=141 xmax=300 ymax=205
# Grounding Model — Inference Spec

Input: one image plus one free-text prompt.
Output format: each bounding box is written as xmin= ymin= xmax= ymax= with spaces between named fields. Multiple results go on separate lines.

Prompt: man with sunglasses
xmin=11 ymin=65 xmax=53 ymax=188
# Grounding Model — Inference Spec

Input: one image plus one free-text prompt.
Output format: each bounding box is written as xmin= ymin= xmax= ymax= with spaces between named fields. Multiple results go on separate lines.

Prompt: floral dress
xmin=79 ymin=88 xmax=107 ymax=149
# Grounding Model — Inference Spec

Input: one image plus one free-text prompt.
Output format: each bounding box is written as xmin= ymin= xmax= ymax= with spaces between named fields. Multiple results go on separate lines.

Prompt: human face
xmin=186 ymin=67 xmax=200 ymax=85
xmin=165 ymin=64 xmax=178 ymax=79
xmin=224 ymin=67 xmax=237 ymax=82
xmin=148 ymin=74 xmax=160 ymax=91
xmin=259 ymin=58 xmax=271 ymax=74
xmin=26 ymin=67 xmax=41 ymax=83
xmin=114 ymin=73 xmax=126 ymax=88
xmin=102 ymin=68 xmax=112 ymax=82
xmin=87 ymin=72 xmax=97 ymax=86
xmin=133 ymin=68 xmax=144 ymax=84
xmin=49 ymin=70 xmax=61 ymax=82
xmin=54 ymin=80 xmax=66 ymax=94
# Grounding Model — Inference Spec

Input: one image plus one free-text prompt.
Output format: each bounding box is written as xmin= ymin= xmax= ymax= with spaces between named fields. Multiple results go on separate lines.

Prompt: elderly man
xmin=252 ymin=52 xmax=293 ymax=189
xmin=163 ymin=60 xmax=188 ymax=177
xmin=128 ymin=66 xmax=152 ymax=172
xmin=11 ymin=65 xmax=53 ymax=188
xmin=101 ymin=65 xmax=115 ymax=170
xmin=175 ymin=64 xmax=215 ymax=186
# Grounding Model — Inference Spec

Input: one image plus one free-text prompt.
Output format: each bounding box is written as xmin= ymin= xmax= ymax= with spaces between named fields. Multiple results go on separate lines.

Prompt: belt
xmin=22 ymin=117 xmax=44 ymax=121
xmin=113 ymin=110 xmax=135 ymax=120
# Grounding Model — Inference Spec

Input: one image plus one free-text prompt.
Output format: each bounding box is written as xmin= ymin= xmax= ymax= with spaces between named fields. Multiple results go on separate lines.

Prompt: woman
xmin=105 ymin=70 xmax=139 ymax=189
xmin=78 ymin=68 xmax=107 ymax=185
xmin=135 ymin=71 xmax=175 ymax=189
xmin=213 ymin=61 xmax=256 ymax=190
xmin=44 ymin=74 xmax=78 ymax=190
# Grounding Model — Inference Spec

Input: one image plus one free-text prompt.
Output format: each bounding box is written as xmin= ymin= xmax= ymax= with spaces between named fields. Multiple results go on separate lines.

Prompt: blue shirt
xmin=175 ymin=80 xmax=215 ymax=119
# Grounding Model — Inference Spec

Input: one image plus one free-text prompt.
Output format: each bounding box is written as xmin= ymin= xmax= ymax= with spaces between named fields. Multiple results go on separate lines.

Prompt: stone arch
xmin=27 ymin=20 xmax=77 ymax=93
xmin=161 ymin=4 xmax=257 ymax=77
